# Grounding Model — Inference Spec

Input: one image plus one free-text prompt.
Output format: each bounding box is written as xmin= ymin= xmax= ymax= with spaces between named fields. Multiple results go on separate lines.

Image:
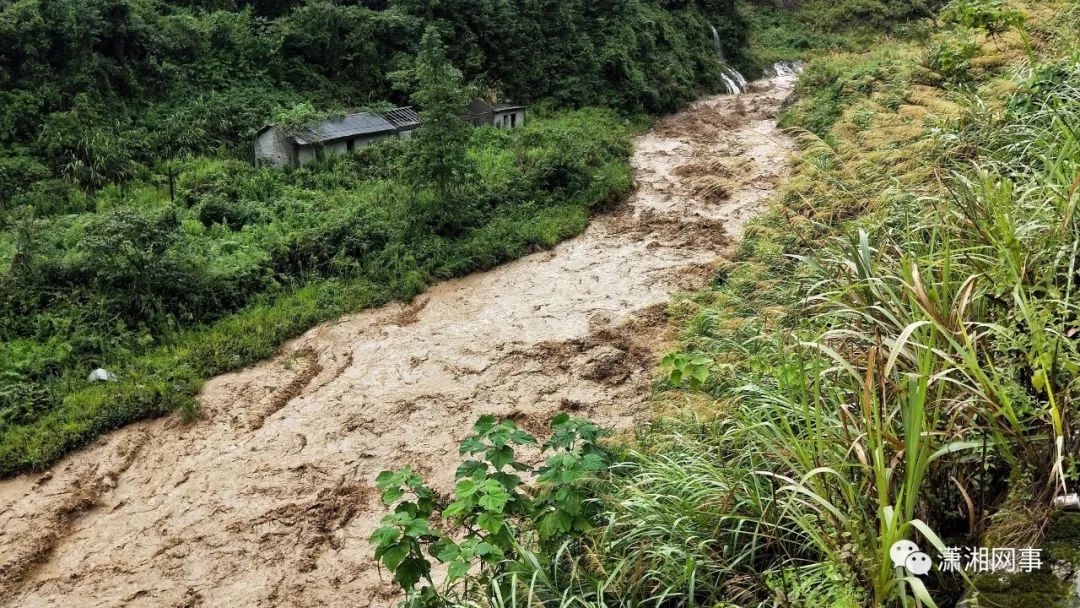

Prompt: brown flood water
xmin=0 ymin=73 xmax=795 ymax=607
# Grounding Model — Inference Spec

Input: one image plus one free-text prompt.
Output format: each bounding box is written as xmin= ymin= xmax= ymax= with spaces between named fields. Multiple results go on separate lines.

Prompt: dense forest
xmin=0 ymin=0 xmax=747 ymax=201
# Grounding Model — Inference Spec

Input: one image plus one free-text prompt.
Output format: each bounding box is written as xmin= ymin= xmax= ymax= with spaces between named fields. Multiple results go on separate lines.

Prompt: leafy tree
xmin=406 ymin=26 xmax=472 ymax=193
xmin=404 ymin=25 xmax=476 ymax=235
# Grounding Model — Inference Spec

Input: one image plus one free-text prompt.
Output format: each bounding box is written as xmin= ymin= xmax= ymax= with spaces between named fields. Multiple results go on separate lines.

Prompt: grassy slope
xmin=501 ymin=1 xmax=1080 ymax=606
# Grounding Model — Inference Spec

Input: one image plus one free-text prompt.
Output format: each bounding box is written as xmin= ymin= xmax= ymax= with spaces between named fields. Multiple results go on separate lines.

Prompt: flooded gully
xmin=0 ymin=72 xmax=796 ymax=607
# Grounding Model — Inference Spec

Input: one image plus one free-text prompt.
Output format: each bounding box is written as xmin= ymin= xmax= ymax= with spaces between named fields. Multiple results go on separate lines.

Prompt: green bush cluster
xmin=740 ymin=0 xmax=943 ymax=67
xmin=371 ymin=414 xmax=610 ymax=607
xmin=923 ymin=32 xmax=982 ymax=83
xmin=940 ymin=0 xmax=1025 ymax=36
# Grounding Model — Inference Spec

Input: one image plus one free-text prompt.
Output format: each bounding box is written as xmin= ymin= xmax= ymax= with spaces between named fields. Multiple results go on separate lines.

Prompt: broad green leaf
xmin=369 ymin=526 xmax=400 ymax=547
xmin=478 ymin=488 xmax=511 ymax=511
xmin=403 ymin=517 xmax=430 ymax=537
xmin=444 ymin=500 xmax=470 ymax=517
xmin=459 ymin=437 xmax=486 ymax=455
xmin=455 ymin=459 xmax=487 ymax=480
xmin=511 ymin=430 xmax=537 ymax=445
xmin=477 ymin=512 xmax=505 ymax=533
xmin=381 ymin=542 xmax=410 ymax=571
xmin=455 ymin=478 xmax=479 ymax=498
xmin=488 ymin=444 xmax=515 ymax=470
xmin=434 ymin=541 xmax=459 ymax=563
xmin=375 ymin=470 xmax=399 ymax=488
xmin=582 ymin=453 xmax=606 ymax=470
xmin=394 ymin=556 xmax=429 ymax=589
xmin=448 ymin=559 xmax=471 ymax=581
xmin=474 ymin=415 xmax=498 ymax=435
xmin=381 ymin=487 xmax=404 ymax=504
xmin=1032 ymin=368 xmax=1047 ymax=393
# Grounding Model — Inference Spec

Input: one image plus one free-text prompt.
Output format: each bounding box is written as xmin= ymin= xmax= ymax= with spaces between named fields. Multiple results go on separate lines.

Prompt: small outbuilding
xmin=462 ymin=100 xmax=527 ymax=129
xmin=492 ymin=103 xmax=527 ymax=129
xmin=254 ymin=107 xmax=422 ymax=169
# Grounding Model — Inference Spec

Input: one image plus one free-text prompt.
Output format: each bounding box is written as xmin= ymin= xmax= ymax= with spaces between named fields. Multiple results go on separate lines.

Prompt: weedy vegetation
xmin=371 ymin=414 xmax=611 ymax=607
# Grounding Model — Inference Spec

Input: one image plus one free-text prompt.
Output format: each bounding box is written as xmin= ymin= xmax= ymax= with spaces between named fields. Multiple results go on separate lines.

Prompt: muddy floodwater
xmin=0 ymin=73 xmax=796 ymax=607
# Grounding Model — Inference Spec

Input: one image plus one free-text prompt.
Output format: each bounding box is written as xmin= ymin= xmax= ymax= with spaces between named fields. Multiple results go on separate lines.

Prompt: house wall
xmin=326 ymin=140 xmax=348 ymax=156
xmin=493 ymin=110 xmax=526 ymax=129
xmin=254 ymin=128 xmax=291 ymax=168
xmin=359 ymin=134 xmax=392 ymax=147
xmin=295 ymin=134 xmax=395 ymax=167
xmin=297 ymin=146 xmax=317 ymax=166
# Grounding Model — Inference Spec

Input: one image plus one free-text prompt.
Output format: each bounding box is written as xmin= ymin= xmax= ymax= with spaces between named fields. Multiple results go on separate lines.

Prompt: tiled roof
xmin=293 ymin=107 xmax=420 ymax=145
xmin=278 ymin=103 xmax=524 ymax=145
xmin=381 ymin=107 xmax=422 ymax=130
xmin=294 ymin=113 xmax=395 ymax=145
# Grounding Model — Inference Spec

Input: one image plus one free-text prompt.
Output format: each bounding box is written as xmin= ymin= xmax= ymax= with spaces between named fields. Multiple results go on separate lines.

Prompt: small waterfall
xmin=709 ymin=25 xmax=748 ymax=95
xmin=764 ymin=61 xmax=804 ymax=78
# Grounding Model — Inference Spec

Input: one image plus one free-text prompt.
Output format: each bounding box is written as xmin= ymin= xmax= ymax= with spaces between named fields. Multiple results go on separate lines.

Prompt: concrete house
xmin=255 ymin=102 xmax=527 ymax=169
xmin=254 ymin=107 xmax=422 ymax=168
xmin=462 ymin=100 xmax=527 ymax=129
xmin=492 ymin=103 xmax=527 ymax=129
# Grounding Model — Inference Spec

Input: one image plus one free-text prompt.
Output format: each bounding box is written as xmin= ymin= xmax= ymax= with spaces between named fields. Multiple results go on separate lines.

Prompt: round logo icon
xmin=890 ymin=540 xmax=920 ymax=568
xmin=904 ymin=551 xmax=933 ymax=576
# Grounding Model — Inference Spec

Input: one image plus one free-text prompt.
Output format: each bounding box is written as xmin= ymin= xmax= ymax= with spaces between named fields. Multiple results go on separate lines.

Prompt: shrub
xmin=0 ymin=156 xmax=49 ymax=209
xmin=196 ymin=198 xmax=259 ymax=230
xmin=5 ymin=178 xmax=90 ymax=219
xmin=924 ymin=32 xmax=982 ymax=83
xmin=175 ymin=158 xmax=255 ymax=207
xmin=371 ymin=414 xmax=610 ymax=607
xmin=940 ymin=0 xmax=1025 ymax=36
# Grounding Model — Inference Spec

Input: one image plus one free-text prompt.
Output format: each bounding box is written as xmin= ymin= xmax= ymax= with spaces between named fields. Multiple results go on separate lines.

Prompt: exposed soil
xmin=0 ymin=73 xmax=796 ymax=607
